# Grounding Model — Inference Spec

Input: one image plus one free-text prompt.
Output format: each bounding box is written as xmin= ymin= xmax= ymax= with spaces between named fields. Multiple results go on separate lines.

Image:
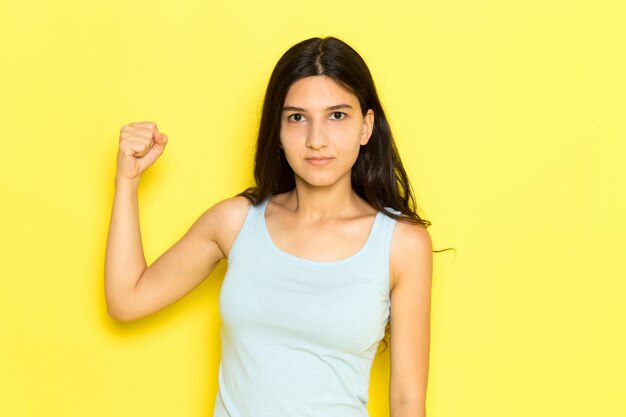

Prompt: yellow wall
xmin=1 ymin=0 xmax=624 ymax=416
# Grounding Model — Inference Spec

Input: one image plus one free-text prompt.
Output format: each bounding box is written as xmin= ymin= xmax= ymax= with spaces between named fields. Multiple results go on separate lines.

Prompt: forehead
xmin=284 ymin=75 xmax=358 ymax=107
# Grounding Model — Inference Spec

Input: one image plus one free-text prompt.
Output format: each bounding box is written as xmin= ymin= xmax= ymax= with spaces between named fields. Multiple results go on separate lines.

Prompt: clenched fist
xmin=116 ymin=121 xmax=168 ymax=183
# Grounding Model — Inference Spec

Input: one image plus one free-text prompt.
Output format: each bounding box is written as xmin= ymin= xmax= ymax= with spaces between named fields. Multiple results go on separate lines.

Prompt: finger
xmin=126 ymin=140 xmax=150 ymax=156
xmin=129 ymin=121 xmax=158 ymax=131
xmin=123 ymin=125 xmax=154 ymax=140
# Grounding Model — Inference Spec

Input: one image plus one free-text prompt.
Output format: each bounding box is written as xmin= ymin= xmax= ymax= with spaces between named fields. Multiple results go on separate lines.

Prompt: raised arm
xmin=104 ymin=121 xmax=247 ymax=322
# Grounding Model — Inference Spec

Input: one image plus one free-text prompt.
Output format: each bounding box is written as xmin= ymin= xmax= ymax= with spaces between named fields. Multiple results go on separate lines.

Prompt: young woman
xmin=105 ymin=36 xmax=433 ymax=417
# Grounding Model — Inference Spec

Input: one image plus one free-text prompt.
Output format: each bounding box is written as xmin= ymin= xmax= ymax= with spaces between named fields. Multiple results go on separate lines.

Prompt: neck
xmin=284 ymin=178 xmax=359 ymax=221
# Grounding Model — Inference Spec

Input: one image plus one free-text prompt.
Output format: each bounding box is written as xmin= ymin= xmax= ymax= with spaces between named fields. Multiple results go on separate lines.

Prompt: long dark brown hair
xmin=235 ymin=36 xmax=448 ymax=354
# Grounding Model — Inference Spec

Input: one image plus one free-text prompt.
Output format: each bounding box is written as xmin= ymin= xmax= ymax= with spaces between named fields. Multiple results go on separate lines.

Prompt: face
xmin=279 ymin=75 xmax=374 ymax=189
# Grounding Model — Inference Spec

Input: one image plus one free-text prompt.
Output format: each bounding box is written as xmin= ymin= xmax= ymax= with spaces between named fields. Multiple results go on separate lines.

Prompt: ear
xmin=360 ymin=109 xmax=374 ymax=145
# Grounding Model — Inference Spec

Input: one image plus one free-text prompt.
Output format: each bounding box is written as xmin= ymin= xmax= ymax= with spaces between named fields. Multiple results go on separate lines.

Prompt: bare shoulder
xmin=208 ymin=195 xmax=252 ymax=221
xmin=193 ymin=195 xmax=253 ymax=259
xmin=389 ymin=220 xmax=433 ymax=294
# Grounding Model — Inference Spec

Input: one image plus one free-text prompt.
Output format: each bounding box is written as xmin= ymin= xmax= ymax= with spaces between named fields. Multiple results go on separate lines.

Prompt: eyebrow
xmin=282 ymin=104 xmax=354 ymax=112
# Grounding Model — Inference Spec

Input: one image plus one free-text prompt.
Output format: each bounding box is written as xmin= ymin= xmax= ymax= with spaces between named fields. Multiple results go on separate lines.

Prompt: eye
xmin=287 ymin=113 xmax=304 ymax=122
xmin=330 ymin=111 xmax=346 ymax=120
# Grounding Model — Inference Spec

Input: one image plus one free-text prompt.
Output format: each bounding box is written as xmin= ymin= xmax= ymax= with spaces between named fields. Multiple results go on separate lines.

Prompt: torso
xmin=216 ymin=192 xmax=401 ymax=295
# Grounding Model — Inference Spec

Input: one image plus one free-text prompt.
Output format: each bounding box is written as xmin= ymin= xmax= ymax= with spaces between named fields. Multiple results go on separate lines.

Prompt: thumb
xmin=155 ymin=132 xmax=168 ymax=145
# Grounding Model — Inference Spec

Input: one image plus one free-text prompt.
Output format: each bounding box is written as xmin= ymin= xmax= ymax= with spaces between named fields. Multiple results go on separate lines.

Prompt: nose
xmin=305 ymin=119 xmax=328 ymax=150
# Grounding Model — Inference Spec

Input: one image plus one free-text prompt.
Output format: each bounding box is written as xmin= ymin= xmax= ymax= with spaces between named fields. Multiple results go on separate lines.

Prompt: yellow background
xmin=1 ymin=0 xmax=624 ymax=416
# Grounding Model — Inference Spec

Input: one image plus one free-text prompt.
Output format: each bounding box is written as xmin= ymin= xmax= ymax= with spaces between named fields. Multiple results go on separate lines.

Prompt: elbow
xmin=108 ymin=307 xmax=143 ymax=323
xmin=104 ymin=283 xmax=139 ymax=322
xmin=105 ymin=295 xmax=137 ymax=322
xmin=107 ymin=305 xmax=134 ymax=322
xmin=390 ymin=399 xmax=426 ymax=417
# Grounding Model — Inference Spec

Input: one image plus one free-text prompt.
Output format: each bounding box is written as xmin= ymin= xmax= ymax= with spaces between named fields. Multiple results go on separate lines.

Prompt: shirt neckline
xmin=260 ymin=195 xmax=382 ymax=267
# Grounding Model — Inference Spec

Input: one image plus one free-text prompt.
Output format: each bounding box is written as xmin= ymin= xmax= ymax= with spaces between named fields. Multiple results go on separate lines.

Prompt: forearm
xmin=104 ymin=177 xmax=147 ymax=317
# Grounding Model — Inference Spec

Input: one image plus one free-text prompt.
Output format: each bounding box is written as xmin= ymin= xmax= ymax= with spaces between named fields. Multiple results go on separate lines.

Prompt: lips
xmin=306 ymin=157 xmax=333 ymax=166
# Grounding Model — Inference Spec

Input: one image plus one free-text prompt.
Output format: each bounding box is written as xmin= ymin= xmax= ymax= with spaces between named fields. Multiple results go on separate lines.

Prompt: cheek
xmin=279 ymin=123 xmax=302 ymax=144
xmin=336 ymin=124 xmax=364 ymax=149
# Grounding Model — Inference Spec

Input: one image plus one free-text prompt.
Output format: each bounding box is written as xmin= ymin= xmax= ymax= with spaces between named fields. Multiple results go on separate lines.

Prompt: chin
xmin=295 ymin=173 xmax=337 ymax=188
xmin=305 ymin=179 xmax=335 ymax=187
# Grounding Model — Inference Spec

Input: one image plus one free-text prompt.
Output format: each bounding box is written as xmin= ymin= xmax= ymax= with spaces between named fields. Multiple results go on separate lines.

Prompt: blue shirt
xmin=213 ymin=194 xmax=399 ymax=417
